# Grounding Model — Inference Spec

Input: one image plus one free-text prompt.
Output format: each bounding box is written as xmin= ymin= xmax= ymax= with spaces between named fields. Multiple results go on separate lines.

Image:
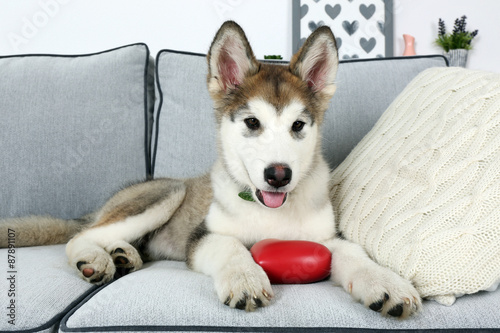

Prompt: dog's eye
xmin=292 ymin=121 xmax=305 ymax=132
xmin=244 ymin=118 xmax=260 ymax=130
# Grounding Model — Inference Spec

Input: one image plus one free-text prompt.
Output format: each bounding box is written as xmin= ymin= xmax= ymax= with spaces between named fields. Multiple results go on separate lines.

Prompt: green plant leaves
xmin=435 ymin=16 xmax=478 ymax=51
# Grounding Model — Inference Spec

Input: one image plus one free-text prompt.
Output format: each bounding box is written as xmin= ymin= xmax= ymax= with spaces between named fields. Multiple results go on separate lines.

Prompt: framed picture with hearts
xmin=292 ymin=0 xmax=394 ymax=60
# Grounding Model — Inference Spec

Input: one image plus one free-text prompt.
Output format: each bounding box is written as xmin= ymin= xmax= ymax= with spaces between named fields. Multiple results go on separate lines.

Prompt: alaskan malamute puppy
xmin=1 ymin=21 xmax=420 ymax=317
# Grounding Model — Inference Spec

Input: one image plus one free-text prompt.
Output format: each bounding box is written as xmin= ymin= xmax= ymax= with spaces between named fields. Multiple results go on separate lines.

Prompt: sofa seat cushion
xmin=0 ymin=245 xmax=97 ymax=332
xmin=61 ymin=259 xmax=500 ymax=332
xmin=331 ymin=67 xmax=500 ymax=304
xmin=0 ymin=44 xmax=155 ymax=219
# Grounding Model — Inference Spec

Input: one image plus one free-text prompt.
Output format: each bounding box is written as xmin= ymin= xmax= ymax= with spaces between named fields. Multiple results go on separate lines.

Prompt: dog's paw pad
xmin=253 ymin=295 xmax=264 ymax=307
xmin=111 ymin=248 xmax=125 ymax=255
xmin=76 ymin=261 xmax=95 ymax=278
xmin=235 ymin=297 xmax=247 ymax=310
xmin=82 ymin=268 xmax=95 ymax=278
xmin=114 ymin=256 xmax=129 ymax=265
xmin=387 ymin=304 xmax=404 ymax=317
xmin=105 ymin=241 xmax=143 ymax=280
xmin=73 ymin=250 xmax=115 ymax=285
xmin=369 ymin=293 xmax=388 ymax=312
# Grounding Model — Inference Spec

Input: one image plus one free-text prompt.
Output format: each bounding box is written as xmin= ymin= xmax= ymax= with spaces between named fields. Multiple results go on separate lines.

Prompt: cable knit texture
xmin=331 ymin=67 xmax=500 ymax=305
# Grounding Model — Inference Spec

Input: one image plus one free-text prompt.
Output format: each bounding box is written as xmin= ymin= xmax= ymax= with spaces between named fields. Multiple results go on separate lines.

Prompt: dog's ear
xmin=289 ymin=26 xmax=338 ymax=98
xmin=207 ymin=21 xmax=260 ymax=95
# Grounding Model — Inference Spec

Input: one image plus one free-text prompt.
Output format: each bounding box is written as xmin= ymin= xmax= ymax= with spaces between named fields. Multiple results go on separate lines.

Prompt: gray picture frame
xmin=292 ymin=0 xmax=394 ymax=59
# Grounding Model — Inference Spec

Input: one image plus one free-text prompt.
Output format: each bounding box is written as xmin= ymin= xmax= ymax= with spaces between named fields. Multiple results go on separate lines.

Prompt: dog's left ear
xmin=207 ymin=21 xmax=260 ymax=95
xmin=290 ymin=26 xmax=339 ymax=98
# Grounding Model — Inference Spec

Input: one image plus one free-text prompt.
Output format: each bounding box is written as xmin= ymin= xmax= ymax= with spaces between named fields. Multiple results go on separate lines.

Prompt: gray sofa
xmin=1 ymin=44 xmax=499 ymax=332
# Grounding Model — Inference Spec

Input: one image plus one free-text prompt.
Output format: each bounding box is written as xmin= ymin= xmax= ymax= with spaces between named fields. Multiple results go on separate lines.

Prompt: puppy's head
xmin=207 ymin=21 xmax=338 ymax=208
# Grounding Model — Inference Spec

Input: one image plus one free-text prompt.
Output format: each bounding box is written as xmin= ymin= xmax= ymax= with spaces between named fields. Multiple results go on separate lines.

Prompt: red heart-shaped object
xmin=250 ymin=239 xmax=332 ymax=284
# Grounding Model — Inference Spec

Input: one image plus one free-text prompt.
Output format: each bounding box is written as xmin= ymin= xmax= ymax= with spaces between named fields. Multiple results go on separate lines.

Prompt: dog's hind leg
xmin=66 ymin=178 xmax=187 ymax=285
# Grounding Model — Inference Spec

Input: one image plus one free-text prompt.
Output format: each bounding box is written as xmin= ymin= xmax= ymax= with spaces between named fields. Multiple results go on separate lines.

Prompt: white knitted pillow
xmin=331 ymin=67 xmax=500 ymax=306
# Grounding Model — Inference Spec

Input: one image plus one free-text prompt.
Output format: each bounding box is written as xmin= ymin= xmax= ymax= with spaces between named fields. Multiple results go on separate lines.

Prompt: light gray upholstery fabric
xmin=0 ymin=44 xmax=155 ymax=219
xmin=153 ymin=51 xmax=216 ymax=178
xmin=324 ymin=56 xmax=448 ymax=168
xmin=0 ymin=245 xmax=96 ymax=332
xmin=62 ymin=260 xmax=500 ymax=332
xmin=153 ymin=53 xmax=447 ymax=178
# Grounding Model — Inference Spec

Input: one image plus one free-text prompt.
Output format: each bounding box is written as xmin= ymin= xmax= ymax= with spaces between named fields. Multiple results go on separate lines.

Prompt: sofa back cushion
xmin=0 ymin=44 xmax=155 ymax=219
xmin=331 ymin=67 xmax=500 ymax=303
xmin=153 ymin=50 xmax=215 ymax=178
xmin=153 ymin=52 xmax=447 ymax=178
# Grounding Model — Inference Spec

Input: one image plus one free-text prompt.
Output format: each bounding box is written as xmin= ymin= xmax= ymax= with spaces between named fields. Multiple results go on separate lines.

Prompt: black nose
xmin=264 ymin=164 xmax=292 ymax=188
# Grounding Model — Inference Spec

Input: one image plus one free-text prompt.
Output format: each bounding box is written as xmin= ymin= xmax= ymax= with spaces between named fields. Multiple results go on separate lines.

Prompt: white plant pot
xmin=444 ymin=49 xmax=469 ymax=68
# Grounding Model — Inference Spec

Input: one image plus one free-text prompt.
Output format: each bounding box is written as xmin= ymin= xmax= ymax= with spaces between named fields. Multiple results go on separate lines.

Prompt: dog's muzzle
xmin=264 ymin=164 xmax=292 ymax=188
xmin=256 ymin=164 xmax=292 ymax=208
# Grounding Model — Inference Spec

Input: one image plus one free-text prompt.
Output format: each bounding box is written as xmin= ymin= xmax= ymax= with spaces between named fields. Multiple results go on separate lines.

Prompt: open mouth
xmin=256 ymin=190 xmax=288 ymax=208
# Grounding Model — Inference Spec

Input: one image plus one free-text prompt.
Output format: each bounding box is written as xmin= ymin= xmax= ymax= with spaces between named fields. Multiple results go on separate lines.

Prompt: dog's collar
xmin=238 ymin=191 xmax=255 ymax=202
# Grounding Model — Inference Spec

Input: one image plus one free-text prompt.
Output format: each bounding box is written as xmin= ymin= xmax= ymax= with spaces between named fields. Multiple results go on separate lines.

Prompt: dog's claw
xmin=221 ymin=287 xmax=271 ymax=311
xmin=262 ymin=289 xmax=272 ymax=300
xmin=224 ymin=291 xmax=234 ymax=306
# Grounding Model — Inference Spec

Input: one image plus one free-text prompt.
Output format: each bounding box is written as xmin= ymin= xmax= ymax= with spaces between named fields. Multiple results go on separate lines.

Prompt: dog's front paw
xmin=348 ymin=265 xmax=421 ymax=318
xmin=72 ymin=248 xmax=115 ymax=285
xmin=215 ymin=262 xmax=274 ymax=312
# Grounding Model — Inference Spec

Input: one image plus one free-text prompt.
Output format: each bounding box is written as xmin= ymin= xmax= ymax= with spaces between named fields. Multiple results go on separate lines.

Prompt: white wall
xmin=393 ymin=0 xmax=499 ymax=73
xmin=0 ymin=0 xmax=498 ymax=72
xmin=0 ymin=0 xmax=292 ymax=59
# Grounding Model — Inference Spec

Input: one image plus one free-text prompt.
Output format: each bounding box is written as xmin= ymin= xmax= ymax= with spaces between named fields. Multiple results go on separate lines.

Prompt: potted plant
xmin=435 ymin=15 xmax=478 ymax=67
xmin=263 ymin=55 xmax=284 ymax=63
xmin=264 ymin=55 xmax=283 ymax=60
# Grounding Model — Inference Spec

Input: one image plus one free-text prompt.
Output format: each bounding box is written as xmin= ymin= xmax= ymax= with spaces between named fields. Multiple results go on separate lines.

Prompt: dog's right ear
xmin=207 ymin=21 xmax=259 ymax=96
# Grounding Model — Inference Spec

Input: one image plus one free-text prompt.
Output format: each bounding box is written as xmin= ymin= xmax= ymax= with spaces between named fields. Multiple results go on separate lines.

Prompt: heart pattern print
xmin=298 ymin=0 xmax=389 ymax=59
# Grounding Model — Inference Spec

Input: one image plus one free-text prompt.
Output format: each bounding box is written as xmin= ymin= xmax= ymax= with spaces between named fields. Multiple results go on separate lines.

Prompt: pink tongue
xmin=261 ymin=191 xmax=286 ymax=208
